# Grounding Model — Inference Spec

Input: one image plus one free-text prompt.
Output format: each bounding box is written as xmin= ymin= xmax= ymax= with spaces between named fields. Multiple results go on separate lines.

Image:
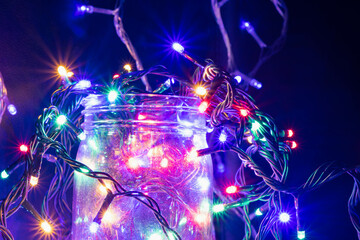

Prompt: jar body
xmin=72 ymin=94 xmax=214 ymax=240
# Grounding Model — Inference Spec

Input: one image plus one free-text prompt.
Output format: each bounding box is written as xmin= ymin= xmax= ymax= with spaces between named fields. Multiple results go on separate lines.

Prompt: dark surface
xmin=0 ymin=0 xmax=359 ymax=239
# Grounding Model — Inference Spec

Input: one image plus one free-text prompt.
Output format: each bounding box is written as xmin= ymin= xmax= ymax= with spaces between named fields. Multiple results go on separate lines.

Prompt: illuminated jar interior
xmin=72 ymin=93 xmax=214 ymax=240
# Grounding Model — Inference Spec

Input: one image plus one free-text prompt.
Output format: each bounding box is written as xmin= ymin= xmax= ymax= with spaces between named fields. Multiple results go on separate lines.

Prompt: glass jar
xmin=72 ymin=94 xmax=214 ymax=240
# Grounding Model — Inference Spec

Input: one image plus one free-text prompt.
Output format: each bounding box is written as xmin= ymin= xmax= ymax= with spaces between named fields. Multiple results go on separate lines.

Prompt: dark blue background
xmin=1 ymin=0 xmax=359 ymax=239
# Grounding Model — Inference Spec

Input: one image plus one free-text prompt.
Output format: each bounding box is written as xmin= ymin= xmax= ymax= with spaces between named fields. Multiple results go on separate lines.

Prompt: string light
xmin=19 ymin=144 xmax=28 ymax=153
xmin=123 ymin=64 xmax=132 ymax=72
xmin=89 ymin=222 xmax=99 ymax=233
xmin=56 ymin=114 xmax=67 ymax=126
xmin=7 ymin=104 xmax=17 ymax=115
xmin=107 ymin=90 xmax=118 ymax=103
xmin=195 ymin=86 xmax=207 ymax=96
xmin=255 ymin=208 xmax=263 ymax=216
xmin=112 ymin=74 xmax=120 ymax=79
xmin=57 ymin=66 xmax=67 ymax=77
xmin=287 ymin=129 xmax=294 ymax=138
xmin=239 ymin=109 xmax=249 ymax=117
xmin=29 ymin=176 xmax=39 ymax=186
xmin=219 ymin=130 xmax=227 ymax=143
xmin=198 ymin=101 xmax=209 ymax=113
xmin=172 ymin=42 xmax=184 ymax=54
xmin=40 ymin=220 xmax=52 ymax=233
xmin=212 ymin=203 xmax=225 ymax=213
xmin=74 ymin=80 xmax=91 ymax=90
xmin=297 ymin=230 xmax=306 ymax=239
xmin=160 ymin=158 xmax=168 ymax=168
xmin=279 ymin=212 xmax=290 ymax=223
xmin=234 ymin=75 xmax=242 ymax=83
xmin=1 ymin=170 xmax=9 ymax=179
xmin=225 ymin=185 xmax=238 ymax=194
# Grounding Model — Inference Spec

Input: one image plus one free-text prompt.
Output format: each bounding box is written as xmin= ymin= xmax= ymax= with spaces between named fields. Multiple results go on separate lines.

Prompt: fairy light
xmin=240 ymin=109 xmax=249 ymax=117
xmin=29 ymin=176 xmax=39 ymax=186
xmin=225 ymin=185 xmax=238 ymax=194
xmin=112 ymin=74 xmax=120 ymax=79
xmin=138 ymin=114 xmax=146 ymax=120
xmin=108 ymin=90 xmax=118 ymax=103
xmin=297 ymin=230 xmax=306 ymax=239
xmin=74 ymin=80 xmax=91 ymax=90
xmin=57 ymin=66 xmax=67 ymax=77
xmin=198 ymin=101 xmax=209 ymax=113
xmin=179 ymin=217 xmax=187 ymax=226
xmin=172 ymin=42 xmax=184 ymax=53
xmin=194 ymin=213 xmax=207 ymax=225
xmin=287 ymin=129 xmax=294 ymax=138
xmin=56 ymin=114 xmax=67 ymax=126
xmin=255 ymin=208 xmax=263 ymax=216
xmin=197 ymin=177 xmax=210 ymax=192
xmin=40 ymin=220 xmax=52 ymax=233
xmin=247 ymin=136 xmax=253 ymax=144
xmin=78 ymin=132 xmax=86 ymax=141
xmin=195 ymin=86 xmax=207 ymax=96
xmin=19 ymin=144 xmax=29 ymax=153
xmin=128 ymin=157 xmax=140 ymax=169
xmin=160 ymin=158 xmax=168 ymax=168
xmin=148 ymin=232 xmax=162 ymax=240
xmin=219 ymin=130 xmax=227 ymax=143
xmin=234 ymin=75 xmax=242 ymax=83
xmin=279 ymin=212 xmax=290 ymax=223
xmin=212 ymin=203 xmax=225 ymax=213
xmin=1 ymin=170 xmax=9 ymax=179
xmin=89 ymin=222 xmax=99 ymax=233
xmin=7 ymin=104 xmax=17 ymax=115
xmin=187 ymin=148 xmax=198 ymax=162
xmin=251 ymin=121 xmax=261 ymax=131
xmin=67 ymin=71 xmax=74 ymax=77
xmin=123 ymin=64 xmax=132 ymax=72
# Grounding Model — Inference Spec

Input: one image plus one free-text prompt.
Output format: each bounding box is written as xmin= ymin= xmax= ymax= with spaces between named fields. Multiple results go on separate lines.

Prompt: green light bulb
xmin=297 ymin=230 xmax=305 ymax=239
xmin=1 ymin=170 xmax=9 ymax=179
xmin=108 ymin=90 xmax=118 ymax=103
xmin=212 ymin=204 xmax=225 ymax=213
xmin=56 ymin=114 xmax=67 ymax=126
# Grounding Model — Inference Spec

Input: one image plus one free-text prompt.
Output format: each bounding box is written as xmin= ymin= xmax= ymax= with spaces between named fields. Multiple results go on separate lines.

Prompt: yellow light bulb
xmin=30 ymin=176 xmax=39 ymax=186
xmin=195 ymin=86 xmax=207 ymax=96
xmin=57 ymin=66 xmax=67 ymax=77
xmin=41 ymin=221 xmax=52 ymax=233
xmin=123 ymin=64 xmax=132 ymax=72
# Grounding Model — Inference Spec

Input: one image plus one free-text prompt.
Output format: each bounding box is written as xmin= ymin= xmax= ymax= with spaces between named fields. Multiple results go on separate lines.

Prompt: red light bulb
xmin=225 ymin=185 xmax=238 ymax=194
xmin=19 ymin=144 xmax=29 ymax=153
xmin=198 ymin=101 xmax=209 ymax=114
xmin=287 ymin=129 xmax=294 ymax=138
xmin=239 ymin=109 xmax=249 ymax=117
xmin=112 ymin=74 xmax=120 ymax=79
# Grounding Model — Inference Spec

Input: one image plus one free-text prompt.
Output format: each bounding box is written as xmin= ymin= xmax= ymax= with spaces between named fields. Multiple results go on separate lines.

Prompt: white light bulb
xmin=7 ymin=104 xmax=17 ymax=115
xmin=172 ymin=42 xmax=184 ymax=53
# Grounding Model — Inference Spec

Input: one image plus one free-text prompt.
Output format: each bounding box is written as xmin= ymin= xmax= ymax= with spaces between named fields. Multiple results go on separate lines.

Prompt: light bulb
xmin=7 ymin=104 xmax=17 ymax=115
xmin=279 ymin=212 xmax=290 ymax=223
xmin=19 ymin=144 xmax=29 ymax=153
xmin=212 ymin=204 xmax=225 ymax=213
xmin=57 ymin=66 xmax=67 ymax=77
xmin=123 ymin=64 xmax=132 ymax=72
xmin=1 ymin=170 xmax=9 ymax=179
xmin=198 ymin=101 xmax=209 ymax=114
xmin=195 ymin=86 xmax=207 ymax=96
xmin=108 ymin=90 xmax=118 ymax=103
xmin=40 ymin=221 xmax=52 ymax=233
xmin=225 ymin=185 xmax=238 ymax=194
xmin=56 ymin=115 xmax=67 ymax=126
xmin=30 ymin=176 xmax=39 ymax=186
xmin=172 ymin=42 xmax=184 ymax=53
